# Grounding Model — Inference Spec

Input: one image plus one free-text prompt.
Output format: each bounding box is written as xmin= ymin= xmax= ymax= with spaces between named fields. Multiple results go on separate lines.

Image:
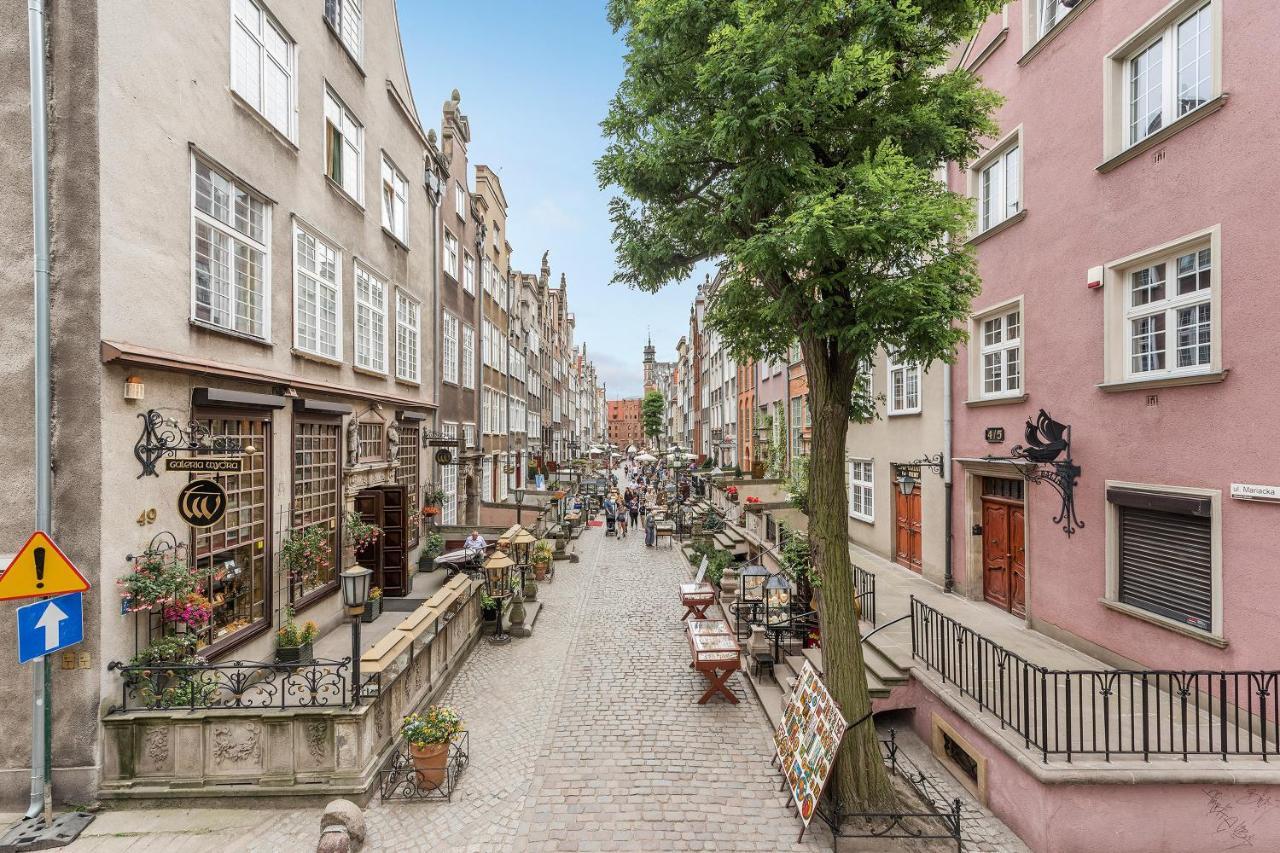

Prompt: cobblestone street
xmin=246 ymin=515 xmax=827 ymax=852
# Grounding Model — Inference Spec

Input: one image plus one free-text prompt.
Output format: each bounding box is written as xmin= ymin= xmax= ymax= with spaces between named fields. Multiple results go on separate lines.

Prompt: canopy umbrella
xmin=627 ymin=444 xmax=638 ymax=453
xmin=635 ymin=452 xmax=658 ymax=463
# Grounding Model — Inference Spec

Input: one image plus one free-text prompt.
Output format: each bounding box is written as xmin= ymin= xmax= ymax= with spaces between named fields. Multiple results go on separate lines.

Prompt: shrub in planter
xmin=361 ymin=587 xmax=383 ymax=623
xmin=276 ymin=610 xmax=318 ymax=665
xmin=531 ymin=540 xmax=554 ymax=580
xmin=479 ymin=590 xmax=499 ymax=622
xmin=402 ymin=706 xmax=464 ymax=790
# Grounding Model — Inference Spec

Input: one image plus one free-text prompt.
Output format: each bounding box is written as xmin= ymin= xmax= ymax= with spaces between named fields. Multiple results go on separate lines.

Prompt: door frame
xmin=960 ymin=460 xmax=1032 ymax=623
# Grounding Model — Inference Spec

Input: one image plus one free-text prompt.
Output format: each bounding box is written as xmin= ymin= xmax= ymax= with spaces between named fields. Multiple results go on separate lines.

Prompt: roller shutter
xmin=1117 ymin=505 xmax=1212 ymax=632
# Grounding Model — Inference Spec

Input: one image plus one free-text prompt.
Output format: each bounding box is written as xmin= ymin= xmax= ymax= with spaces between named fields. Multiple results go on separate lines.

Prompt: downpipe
xmin=943 ymin=362 xmax=954 ymax=594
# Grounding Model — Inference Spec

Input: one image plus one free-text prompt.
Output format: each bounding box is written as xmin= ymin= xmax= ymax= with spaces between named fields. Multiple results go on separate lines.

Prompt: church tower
xmin=643 ymin=332 xmax=657 ymax=392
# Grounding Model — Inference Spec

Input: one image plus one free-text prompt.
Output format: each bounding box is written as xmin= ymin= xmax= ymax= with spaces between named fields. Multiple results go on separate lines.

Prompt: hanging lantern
xmin=764 ymin=572 xmax=793 ymax=626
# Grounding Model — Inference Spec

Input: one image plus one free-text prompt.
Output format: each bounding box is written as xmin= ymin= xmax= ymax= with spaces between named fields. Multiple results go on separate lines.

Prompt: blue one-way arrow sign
xmin=17 ymin=592 xmax=83 ymax=664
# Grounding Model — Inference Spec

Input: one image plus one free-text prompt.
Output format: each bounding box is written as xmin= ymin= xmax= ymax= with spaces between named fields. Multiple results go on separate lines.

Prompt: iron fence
xmin=854 ymin=565 xmax=877 ymax=628
xmin=106 ymin=657 xmax=351 ymax=712
xmin=910 ymin=597 xmax=1279 ymax=762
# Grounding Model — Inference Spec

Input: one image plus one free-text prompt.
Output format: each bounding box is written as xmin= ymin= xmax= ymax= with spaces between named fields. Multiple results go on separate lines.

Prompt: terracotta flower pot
xmin=409 ymin=741 xmax=450 ymax=790
xmin=533 ymin=560 xmax=550 ymax=581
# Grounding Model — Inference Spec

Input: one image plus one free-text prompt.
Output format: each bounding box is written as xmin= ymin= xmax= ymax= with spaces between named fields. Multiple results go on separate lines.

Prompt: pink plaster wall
xmin=949 ymin=0 xmax=1280 ymax=672
xmin=897 ymin=682 xmax=1280 ymax=852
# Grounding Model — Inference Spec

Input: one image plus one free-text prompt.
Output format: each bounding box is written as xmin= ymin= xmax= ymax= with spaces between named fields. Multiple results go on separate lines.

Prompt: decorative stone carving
xmin=306 ymin=721 xmax=328 ymax=762
xmin=386 ymin=421 xmax=399 ymax=461
xmin=373 ymin=704 xmax=385 ymax=740
xmin=145 ymin=727 xmax=169 ymax=765
xmin=346 ymin=418 xmax=360 ymax=468
xmin=212 ymin=722 xmax=261 ymax=765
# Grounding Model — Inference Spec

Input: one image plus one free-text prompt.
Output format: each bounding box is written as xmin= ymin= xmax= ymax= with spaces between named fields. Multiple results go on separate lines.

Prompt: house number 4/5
xmin=136 ymin=508 xmax=157 ymax=526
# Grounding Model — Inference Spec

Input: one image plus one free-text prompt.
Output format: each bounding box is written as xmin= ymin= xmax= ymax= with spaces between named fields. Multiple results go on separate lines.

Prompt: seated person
xmin=464 ymin=529 xmax=488 ymax=558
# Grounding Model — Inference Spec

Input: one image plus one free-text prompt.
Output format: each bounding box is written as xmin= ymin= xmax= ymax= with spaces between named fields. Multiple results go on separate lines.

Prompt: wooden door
xmin=354 ymin=489 xmax=384 ymax=591
xmin=894 ymin=488 xmax=923 ymax=572
xmin=981 ymin=500 xmax=1009 ymax=610
xmin=378 ymin=485 xmax=408 ymax=597
xmin=1009 ymin=505 xmax=1026 ymax=617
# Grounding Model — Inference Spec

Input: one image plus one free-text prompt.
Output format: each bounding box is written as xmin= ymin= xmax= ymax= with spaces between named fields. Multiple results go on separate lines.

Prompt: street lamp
xmin=764 ymin=572 xmax=793 ymax=626
xmin=484 ymin=549 xmax=515 ymax=645
xmin=513 ymin=487 xmax=527 ymax=527
xmin=340 ymin=566 xmax=373 ymax=705
xmin=896 ymin=469 xmax=920 ymax=496
xmin=739 ymin=563 xmax=769 ymax=605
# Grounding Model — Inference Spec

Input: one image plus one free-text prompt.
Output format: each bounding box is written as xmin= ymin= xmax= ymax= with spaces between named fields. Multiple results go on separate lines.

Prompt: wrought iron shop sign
xmin=988 ymin=409 xmax=1083 ymax=537
xmin=134 ymin=409 xmax=245 ymax=478
xmin=177 ymin=479 xmax=228 ymax=528
xmin=165 ymin=458 xmax=243 ymax=473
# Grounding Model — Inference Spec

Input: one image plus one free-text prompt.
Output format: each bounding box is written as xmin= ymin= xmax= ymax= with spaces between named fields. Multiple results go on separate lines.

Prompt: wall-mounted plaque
xmin=165 ymin=458 xmax=243 ymax=473
xmin=177 ymin=479 xmax=227 ymax=528
xmin=985 ymin=427 xmax=1005 ymax=444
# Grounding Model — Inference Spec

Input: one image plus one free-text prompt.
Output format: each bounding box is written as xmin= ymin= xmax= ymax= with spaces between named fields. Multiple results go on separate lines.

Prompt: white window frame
xmin=395 ymin=289 xmax=420 ymax=383
xmin=463 ymin=253 xmax=476 ymax=295
xmin=973 ymin=298 xmax=1024 ymax=400
xmin=1123 ymin=245 xmax=1213 ymax=380
xmin=325 ymin=0 xmax=363 ymax=63
xmin=439 ymin=422 xmax=458 ymax=525
xmin=380 ymin=154 xmax=408 ymax=241
xmin=455 ymin=181 xmax=467 ymax=220
xmin=461 ymin=324 xmax=476 ymax=389
xmin=190 ymin=155 xmax=271 ymax=340
xmin=353 ymin=262 xmax=387 ymax=373
xmin=886 ymin=353 xmax=922 ymax=416
xmin=292 ymin=222 xmax=342 ymax=360
xmin=848 ymin=459 xmax=874 ymax=523
xmin=230 ymin=0 xmax=296 ymax=141
xmin=1101 ymin=226 xmax=1221 ymax=387
xmin=444 ymin=231 xmax=459 ymax=281
xmin=324 ymin=86 xmax=363 ymax=203
xmin=442 ymin=312 xmax=460 ymax=385
xmin=970 ymin=128 xmax=1022 ymax=235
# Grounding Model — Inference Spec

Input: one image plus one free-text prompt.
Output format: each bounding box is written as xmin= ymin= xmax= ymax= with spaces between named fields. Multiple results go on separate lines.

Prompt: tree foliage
xmin=641 ymin=390 xmax=666 ymax=444
xmin=599 ymin=0 xmax=1007 ymax=811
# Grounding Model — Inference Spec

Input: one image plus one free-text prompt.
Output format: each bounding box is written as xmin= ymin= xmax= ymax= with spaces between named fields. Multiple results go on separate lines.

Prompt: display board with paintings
xmin=773 ymin=660 xmax=847 ymax=834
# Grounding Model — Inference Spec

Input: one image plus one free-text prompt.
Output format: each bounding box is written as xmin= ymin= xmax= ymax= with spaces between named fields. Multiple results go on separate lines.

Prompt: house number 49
xmin=136 ymin=508 xmax=157 ymax=526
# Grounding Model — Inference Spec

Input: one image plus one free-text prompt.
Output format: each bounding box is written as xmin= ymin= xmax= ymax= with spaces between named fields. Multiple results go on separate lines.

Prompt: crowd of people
xmin=594 ymin=455 xmax=697 ymax=547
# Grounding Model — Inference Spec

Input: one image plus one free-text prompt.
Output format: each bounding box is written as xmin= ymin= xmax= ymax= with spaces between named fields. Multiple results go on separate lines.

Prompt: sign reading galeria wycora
xmin=773 ymin=661 xmax=848 ymax=835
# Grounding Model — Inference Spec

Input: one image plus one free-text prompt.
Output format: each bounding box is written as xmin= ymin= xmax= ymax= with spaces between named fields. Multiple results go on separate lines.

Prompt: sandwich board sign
xmin=0 ymin=531 xmax=90 ymax=601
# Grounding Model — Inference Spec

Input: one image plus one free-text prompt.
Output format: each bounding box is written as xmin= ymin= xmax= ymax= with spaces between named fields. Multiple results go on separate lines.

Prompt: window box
xmin=276 ymin=639 xmax=314 ymax=666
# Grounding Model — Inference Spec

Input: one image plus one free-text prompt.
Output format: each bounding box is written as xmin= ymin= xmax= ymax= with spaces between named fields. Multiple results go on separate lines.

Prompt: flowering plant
xmin=401 ymin=706 xmax=464 ymax=747
xmin=725 ymin=485 xmax=739 ymax=500
xmin=368 ymin=586 xmax=383 ymax=601
xmin=280 ymin=523 xmax=332 ymax=589
xmin=118 ymin=550 xmax=202 ymax=613
xmin=162 ymin=593 xmax=213 ymax=629
xmin=745 ymin=495 xmax=761 ymax=504
xmin=345 ymin=511 xmax=382 ymax=553
xmin=276 ymin=609 xmax=319 ymax=648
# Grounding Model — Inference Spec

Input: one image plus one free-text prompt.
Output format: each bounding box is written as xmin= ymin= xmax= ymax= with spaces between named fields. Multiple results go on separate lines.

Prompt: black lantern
xmin=764 ymin=572 xmax=794 ymax=626
xmin=339 ymin=566 xmax=373 ymax=706
xmin=739 ymin=563 xmax=769 ymax=603
xmin=896 ymin=470 xmax=920 ymax=496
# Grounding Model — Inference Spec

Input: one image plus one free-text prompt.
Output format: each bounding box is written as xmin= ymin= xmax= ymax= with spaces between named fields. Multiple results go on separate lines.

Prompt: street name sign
xmin=17 ymin=592 xmax=84 ymax=664
xmin=0 ymin=531 xmax=90 ymax=601
xmin=1231 ymin=483 xmax=1280 ymax=502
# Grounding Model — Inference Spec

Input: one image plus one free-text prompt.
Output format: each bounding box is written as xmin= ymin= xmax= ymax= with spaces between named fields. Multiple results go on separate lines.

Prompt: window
xmin=324 ymin=87 xmax=363 ymax=202
xmin=353 ymin=263 xmax=386 ymax=373
xmin=481 ymin=456 xmax=493 ymax=502
xmin=978 ymin=307 xmax=1022 ymax=398
xmin=887 ymin=354 xmax=921 ymax=415
xmin=290 ymin=420 xmax=340 ymax=602
xmin=1108 ymin=486 xmax=1217 ymax=635
xmin=395 ymin=290 xmax=420 ymax=383
xmin=439 ymin=423 xmax=458 ymax=525
xmin=455 ymin=181 xmax=467 ymax=219
xmin=357 ymin=421 xmax=384 ymax=462
xmin=461 ymin=324 xmax=476 ymax=389
xmin=444 ymin=231 xmax=459 ymax=280
xmin=977 ymin=141 xmax=1021 ymax=233
xmin=324 ymin=0 xmax=362 ymax=62
xmin=1033 ymin=0 xmax=1077 ymax=40
xmin=463 ymin=253 xmax=476 ymax=295
xmin=396 ymin=422 xmax=420 ymax=548
xmin=442 ymin=312 xmax=459 ymax=384
xmin=789 ymin=396 xmax=805 ymax=460
xmin=293 ymin=225 xmax=341 ymax=359
xmin=848 ymin=460 xmax=874 ymax=522
xmin=192 ymin=158 xmax=269 ymax=339
xmin=231 ymin=0 xmax=294 ymax=139
xmin=1125 ymin=245 xmax=1212 ymax=378
xmin=380 ymin=156 xmax=407 ymax=241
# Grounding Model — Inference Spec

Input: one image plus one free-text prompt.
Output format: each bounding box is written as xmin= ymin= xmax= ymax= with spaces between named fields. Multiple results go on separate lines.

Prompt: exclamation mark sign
xmin=34 ymin=546 xmax=45 ymax=589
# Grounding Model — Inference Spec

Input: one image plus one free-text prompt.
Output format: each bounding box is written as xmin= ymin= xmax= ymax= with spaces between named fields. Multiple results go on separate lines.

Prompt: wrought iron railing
xmin=765 ymin=611 xmax=820 ymax=661
xmin=910 ymin=597 xmax=1280 ymax=762
xmin=106 ymin=657 xmax=351 ymax=713
xmin=854 ymin=565 xmax=877 ymax=628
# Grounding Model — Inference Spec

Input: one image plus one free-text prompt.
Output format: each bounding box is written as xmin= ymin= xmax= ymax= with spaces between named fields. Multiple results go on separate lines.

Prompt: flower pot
xmin=533 ymin=561 xmax=550 ymax=581
xmin=361 ymin=597 xmax=383 ymax=623
xmin=409 ymin=741 xmax=450 ymax=790
xmin=276 ymin=639 xmax=314 ymax=666
xmin=481 ymin=605 xmax=499 ymax=623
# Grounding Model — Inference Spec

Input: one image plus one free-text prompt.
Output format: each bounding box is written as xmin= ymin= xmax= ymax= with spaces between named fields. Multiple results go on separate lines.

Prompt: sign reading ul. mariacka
xmin=178 ymin=478 xmax=228 ymax=527
xmin=165 ymin=458 xmax=244 ymax=473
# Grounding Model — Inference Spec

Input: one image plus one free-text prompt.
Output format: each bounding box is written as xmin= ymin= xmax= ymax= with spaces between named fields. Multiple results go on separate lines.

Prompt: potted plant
xmin=418 ymin=531 xmax=445 ymax=572
xmin=531 ymin=540 xmax=554 ymax=580
xmin=280 ymin=523 xmax=333 ymax=593
xmin=346 ymin=511 xmax=382 ymax=555
xmin=478 ymin=590 xmax=499 ymax=622
xmin=725 ymin=485 xmax=739 ymax=503
xmin=276 ymin=610 xmax=318 ymax=665
xmin=362 ymin=587 xmax=383 ymax=623
xmin=402 ymin=706 xmax=464 ymax=790
xmin=118 ymin=548 xmax=202 ymax=614
xmin=421 ymin=484 xmax=446 ymax=520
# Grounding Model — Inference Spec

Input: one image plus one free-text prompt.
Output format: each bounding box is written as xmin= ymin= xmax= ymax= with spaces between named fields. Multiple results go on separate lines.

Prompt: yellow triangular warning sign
xmin=0 ymin=531 xmax=90 ymax=601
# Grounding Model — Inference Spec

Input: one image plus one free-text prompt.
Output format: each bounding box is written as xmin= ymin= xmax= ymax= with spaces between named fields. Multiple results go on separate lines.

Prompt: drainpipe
xmin=943 ymin=361 xmax=955 ymax=594
xmin=27 ymin=0 xmax=52 ymax=821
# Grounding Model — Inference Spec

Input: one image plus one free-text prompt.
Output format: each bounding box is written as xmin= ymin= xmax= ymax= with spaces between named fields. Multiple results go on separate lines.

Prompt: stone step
xmin=755 ymin=674 xmax=787 ymax=729
xmin=862 ymin=642 xmax=909 ymax=686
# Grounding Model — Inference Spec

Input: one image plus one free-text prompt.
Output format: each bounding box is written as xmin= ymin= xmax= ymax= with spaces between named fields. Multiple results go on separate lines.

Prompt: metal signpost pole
xmin=27 ymin=0 xmax=52 ymax=822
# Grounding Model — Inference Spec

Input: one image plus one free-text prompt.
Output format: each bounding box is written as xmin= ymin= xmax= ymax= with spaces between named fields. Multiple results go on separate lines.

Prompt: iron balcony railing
xmin=106 ymin=657 xmax=352 ymax=713
xmin=909 ymin=597 xmax=1279 ymax=762
xmin=854 ymin=565 xmax=877 ymax=629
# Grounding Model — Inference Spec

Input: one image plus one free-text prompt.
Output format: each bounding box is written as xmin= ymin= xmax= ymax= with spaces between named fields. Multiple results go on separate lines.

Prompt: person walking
xmin=645 ymin=511 xmax=657 ymax=547
xmin=627 ymin=494 xmax=639 ymax=528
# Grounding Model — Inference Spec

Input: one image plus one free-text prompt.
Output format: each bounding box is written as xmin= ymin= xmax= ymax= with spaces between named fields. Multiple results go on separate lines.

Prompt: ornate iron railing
xmin=910 ymin=597 xmax=1279 ymax=762
xmin=854 ymin=565 xmax=877 ymax=628
xmin=106 ymin=657 xmax=351 ymax=712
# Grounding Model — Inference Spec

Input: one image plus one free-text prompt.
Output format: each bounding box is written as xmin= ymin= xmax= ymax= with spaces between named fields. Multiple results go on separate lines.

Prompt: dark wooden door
xmin=982 ymin=498 xmax=1026 ymax=615
xmin=895 ymin=488 xmax=923 ymax=572
xmin=1009 ymin=505 xmax=1026 ymax=617
xmin=378 ymin=485 xmax=408 ymax=597
xmin=354 ymin=489 xmax=384 ymax=591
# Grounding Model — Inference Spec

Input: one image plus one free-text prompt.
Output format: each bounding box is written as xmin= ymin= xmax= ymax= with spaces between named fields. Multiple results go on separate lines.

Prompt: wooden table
xmin=679 ymin=581 xmax=717 ymax=620
xmin=686 ymin=618 xmax=741 ymax=704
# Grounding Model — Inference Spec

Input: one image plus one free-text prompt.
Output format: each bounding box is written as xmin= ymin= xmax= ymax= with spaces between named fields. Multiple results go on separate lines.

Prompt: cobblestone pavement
xmin=246 ymin=493 xmax=828 ymax=852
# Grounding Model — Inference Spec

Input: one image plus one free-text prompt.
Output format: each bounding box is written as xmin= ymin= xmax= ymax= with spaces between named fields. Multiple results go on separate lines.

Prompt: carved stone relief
xmin=212 ymin=722 xmax=261 ymax=766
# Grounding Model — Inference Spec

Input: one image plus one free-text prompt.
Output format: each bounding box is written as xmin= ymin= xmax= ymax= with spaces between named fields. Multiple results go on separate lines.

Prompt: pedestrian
xmin=617 ymin=510 xmax=628 ymax=538
xmin=627 ymin=495 xmax=639 ymax=528
xmin=645 ymin=512 xmax=656 ymax=547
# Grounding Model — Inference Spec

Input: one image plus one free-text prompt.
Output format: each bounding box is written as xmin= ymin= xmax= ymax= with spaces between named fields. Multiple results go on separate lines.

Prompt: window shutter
xmin=1118 ymin=506 xmax=1212 ymax=632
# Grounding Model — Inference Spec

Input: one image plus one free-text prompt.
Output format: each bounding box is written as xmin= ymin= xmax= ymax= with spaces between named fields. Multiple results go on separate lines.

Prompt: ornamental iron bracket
xmin=988 ymin=409 xmax=1083 ymax=537
xmin=896 ymin=453 xmax=944 ymax=478
xmin=134 ymin=409 xmax=245 ymax=479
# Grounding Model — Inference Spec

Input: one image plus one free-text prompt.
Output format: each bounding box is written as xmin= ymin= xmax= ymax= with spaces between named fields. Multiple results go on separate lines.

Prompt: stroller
xmin=604 ymin=507 xmax=618 ymax=537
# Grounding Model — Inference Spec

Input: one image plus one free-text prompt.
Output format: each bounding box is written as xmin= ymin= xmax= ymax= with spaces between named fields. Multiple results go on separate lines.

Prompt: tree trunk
xmin=804 ymin=340 xmax=897 ymax=813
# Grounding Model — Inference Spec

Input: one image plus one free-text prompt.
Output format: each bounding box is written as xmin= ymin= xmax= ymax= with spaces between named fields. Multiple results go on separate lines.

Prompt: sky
xmin=397 ymin=0 xmax=712 ymax=399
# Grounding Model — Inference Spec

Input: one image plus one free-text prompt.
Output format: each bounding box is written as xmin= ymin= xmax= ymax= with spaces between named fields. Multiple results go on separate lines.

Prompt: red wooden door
xmin=1009 ymin=505 xmax=1026 ymax=617
xmin=895 ymin=488 xmax=923 ymax=572
xmin=982 ymin=500 xmax=1010 ymax=610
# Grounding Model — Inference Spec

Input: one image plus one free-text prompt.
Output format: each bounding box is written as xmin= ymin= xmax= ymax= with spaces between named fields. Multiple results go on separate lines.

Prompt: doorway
xmin=981 ymin=477 xmax=1025 ymax=617
xmin=354 ymin=485 xmax=408 ymax=598
xmin=893 ymin=465 xmax=923 ymax=573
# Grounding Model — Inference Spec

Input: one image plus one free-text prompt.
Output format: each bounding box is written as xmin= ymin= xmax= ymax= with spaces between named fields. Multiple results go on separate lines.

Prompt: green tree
xmin=598 ymin=0 xmax=1004 ymax=810
xmin=641 ymin=390 xmax=666 ymax=446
